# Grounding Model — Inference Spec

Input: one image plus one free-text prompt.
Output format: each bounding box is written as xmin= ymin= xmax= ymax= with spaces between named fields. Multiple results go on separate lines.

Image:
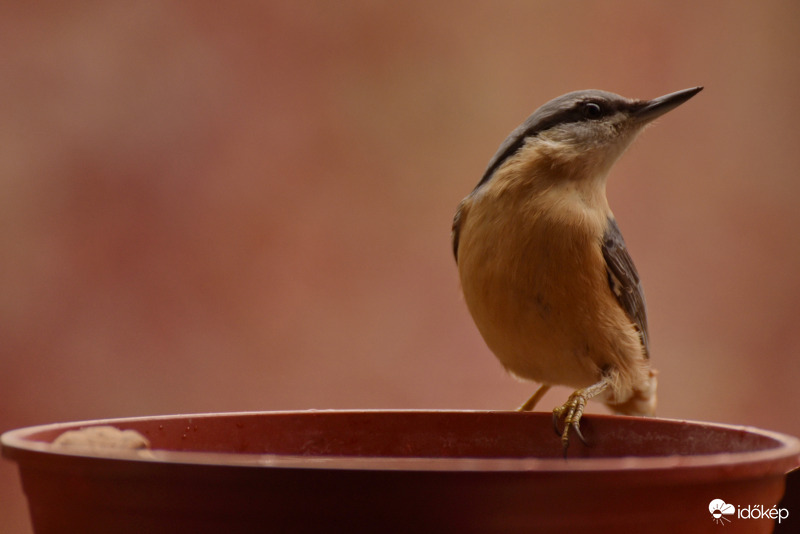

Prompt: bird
xmin=452 ymin=86 xmax=702 ymax=454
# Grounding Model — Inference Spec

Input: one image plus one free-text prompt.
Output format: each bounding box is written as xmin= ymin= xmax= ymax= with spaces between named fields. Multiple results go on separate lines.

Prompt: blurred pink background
xmin=2 ymin=2 xmax=799 ymax=531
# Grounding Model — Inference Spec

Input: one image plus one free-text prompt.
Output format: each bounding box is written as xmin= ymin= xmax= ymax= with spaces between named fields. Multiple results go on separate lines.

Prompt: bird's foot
xmin=552 ymin=392 xmax=589 ymax=455
xmin=552 ymin=379 xmax=610 ymax=456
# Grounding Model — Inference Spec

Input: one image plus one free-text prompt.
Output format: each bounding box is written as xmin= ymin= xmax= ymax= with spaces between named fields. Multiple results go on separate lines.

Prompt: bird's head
xmin=476 ymin=87 xmax=703 ymax=189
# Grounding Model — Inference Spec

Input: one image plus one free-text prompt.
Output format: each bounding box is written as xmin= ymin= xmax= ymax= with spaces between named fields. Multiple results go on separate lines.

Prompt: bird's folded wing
xmin=602 ymin=217 xmax=650 ymax=357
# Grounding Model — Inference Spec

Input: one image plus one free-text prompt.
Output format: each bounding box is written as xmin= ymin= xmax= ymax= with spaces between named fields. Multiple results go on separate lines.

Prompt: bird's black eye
xmin=583 ymin=102 xmax=603 ymax=119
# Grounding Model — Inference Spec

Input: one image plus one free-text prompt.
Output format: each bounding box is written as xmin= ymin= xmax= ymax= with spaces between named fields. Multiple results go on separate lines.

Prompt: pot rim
xmin=3 ymin=410 xmax=799 ymax=475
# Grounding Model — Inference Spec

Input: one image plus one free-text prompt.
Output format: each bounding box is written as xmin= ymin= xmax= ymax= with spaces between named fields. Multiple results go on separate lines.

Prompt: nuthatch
xmin=452 ymin=86 xmax=702 ymax=453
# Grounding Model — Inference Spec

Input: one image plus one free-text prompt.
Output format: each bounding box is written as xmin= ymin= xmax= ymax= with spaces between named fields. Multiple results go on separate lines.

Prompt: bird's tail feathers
xmin=604 ymin=368 xmax=658 ymax=416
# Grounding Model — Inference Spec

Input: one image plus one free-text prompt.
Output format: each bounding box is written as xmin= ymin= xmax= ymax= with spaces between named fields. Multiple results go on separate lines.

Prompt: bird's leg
xmin=517 ymin=384 xmax=551 ymax=412
xmin=552 ymin=377 xmax=611 ymax=455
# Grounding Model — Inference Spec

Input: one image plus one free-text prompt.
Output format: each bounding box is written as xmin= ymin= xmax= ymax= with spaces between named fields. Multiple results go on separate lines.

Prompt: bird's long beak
xmin=634 ymin=86 xmax=703 ymax=123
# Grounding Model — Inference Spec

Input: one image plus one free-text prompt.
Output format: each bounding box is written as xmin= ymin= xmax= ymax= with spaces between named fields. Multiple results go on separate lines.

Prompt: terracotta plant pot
xmin=3 ymin=411 xmax=799 ymax=533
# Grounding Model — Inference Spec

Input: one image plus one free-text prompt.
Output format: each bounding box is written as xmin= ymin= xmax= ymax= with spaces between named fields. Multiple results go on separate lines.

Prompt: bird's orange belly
xmin=459 ymin=252 xmax=607 ymax=389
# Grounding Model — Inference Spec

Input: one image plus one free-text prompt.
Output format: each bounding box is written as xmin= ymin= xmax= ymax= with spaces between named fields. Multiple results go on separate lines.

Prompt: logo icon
xmin=709 ymin=499 xmax=735 ymax=525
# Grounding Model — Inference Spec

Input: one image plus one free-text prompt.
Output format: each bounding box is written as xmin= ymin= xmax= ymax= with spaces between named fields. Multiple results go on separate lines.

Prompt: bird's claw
xmin=552 ymin=393 xmax=590 ymax=456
